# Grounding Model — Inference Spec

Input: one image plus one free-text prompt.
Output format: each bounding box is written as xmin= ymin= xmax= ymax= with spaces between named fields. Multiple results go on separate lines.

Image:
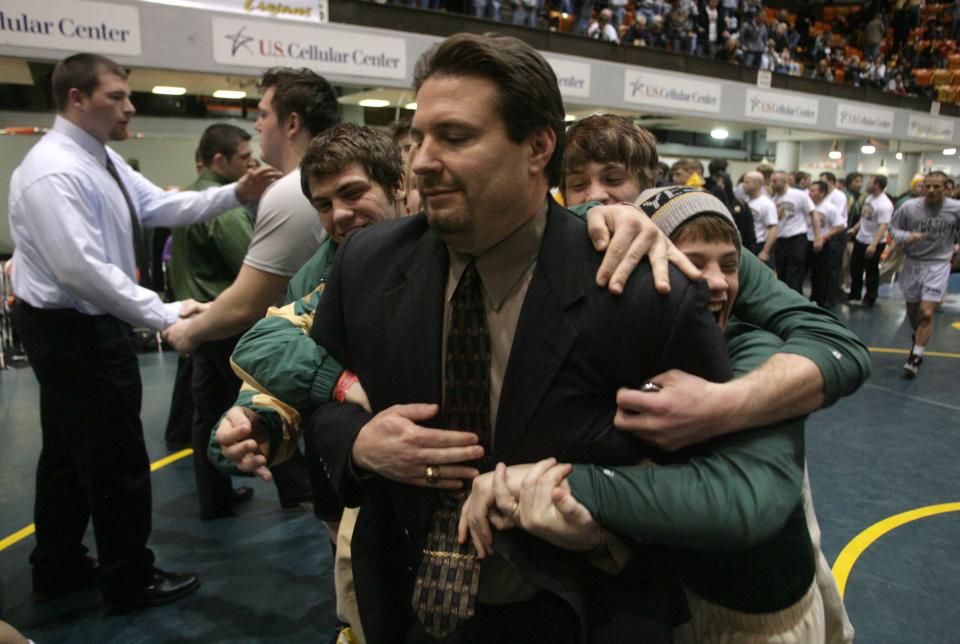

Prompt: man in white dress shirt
xmin=8 ymin=53 xmax=277 ymax=613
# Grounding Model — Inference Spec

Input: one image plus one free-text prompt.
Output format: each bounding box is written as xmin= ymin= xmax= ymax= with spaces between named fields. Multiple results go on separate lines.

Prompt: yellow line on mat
xmin=0 ymin=449 xmax=194 ymax=554
xmin=868 ymin=347 xmax=960 ymax=359
xmin=832 ymin=502 xmax=960 ymax=598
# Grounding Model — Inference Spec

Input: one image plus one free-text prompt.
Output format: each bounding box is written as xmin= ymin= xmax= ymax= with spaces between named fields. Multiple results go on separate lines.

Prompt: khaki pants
xmin=675 ymin=582 xmax=825 ymax=643
xmin=335 ymin=507 xmax=365 ymax=643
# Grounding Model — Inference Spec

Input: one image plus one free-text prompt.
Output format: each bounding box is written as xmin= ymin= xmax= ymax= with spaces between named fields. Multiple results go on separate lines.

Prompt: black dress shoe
xmin=33 ymin=556 xmax=100 ymax=602
xmin=233 ymin=486 xmax=254 ymax=507
xmin=103 ymin=569 xmax=200 ymax=614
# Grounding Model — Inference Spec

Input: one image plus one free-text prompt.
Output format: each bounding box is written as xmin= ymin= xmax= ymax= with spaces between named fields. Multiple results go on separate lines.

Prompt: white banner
xmin=0 ymin=0 xmax=141 ymax=55
xmin=907 ymin=114 xmax=955 ymax=142
xmin=745 ymin=89 xmax=818 ymax=125
xmin=136 ymin=0 xmax=327 ymax=24
xmin=212 ymin=16 xmax=405 ymax=80
xmin=835 ymin=102 xmax=894 ymax=135
xmin=545 ymin=56 xmax=590 ymax=99
xmin=623 ymin=69 xmax=721 ymax=113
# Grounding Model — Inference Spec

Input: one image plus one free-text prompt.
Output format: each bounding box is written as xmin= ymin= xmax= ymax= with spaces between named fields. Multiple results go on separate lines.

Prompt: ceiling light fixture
xmin=710 ymin=128 xmax=729 ymax=140
xmin=895 ymin=152 xmax=904 ymax=160
xmin=565 ymin=114 xmax=577 ymax=122
xmin=828 ymin=150 xmax=842 ymax=160
xmin=860 ymin=144 xmax=876 ymax=155
xmin=213 ymin=89 xmax=246 ymax=99
xmin=943 ymin=147 xmax=957 ymax=156
xmin=358 ymin=99 xmax=391 ymax=108
xmin=152 ymin=85 xmax=186 ymax=96
xmin=404 ymin=102 xmax=417 ymax=110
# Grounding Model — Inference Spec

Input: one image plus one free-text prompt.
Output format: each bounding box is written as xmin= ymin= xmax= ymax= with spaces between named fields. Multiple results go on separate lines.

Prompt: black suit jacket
xmin=310 ymin=199 xmax=732 ymax=642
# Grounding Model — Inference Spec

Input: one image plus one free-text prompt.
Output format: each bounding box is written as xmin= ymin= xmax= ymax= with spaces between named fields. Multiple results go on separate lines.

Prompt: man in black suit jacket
xmin=309 ymin=33 xmax=731 ymax=643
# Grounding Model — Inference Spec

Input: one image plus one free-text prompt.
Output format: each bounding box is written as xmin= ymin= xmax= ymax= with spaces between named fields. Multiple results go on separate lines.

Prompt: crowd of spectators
xmin=382 ymin=0 xmax=960 ymax=101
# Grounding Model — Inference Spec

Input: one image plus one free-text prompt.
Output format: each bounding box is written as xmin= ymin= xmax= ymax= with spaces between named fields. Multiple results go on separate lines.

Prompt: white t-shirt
xmin=826 ymin=187 xmax=848 ymax=224
xmin=773 ymin=187 xmax=814 ymax=238
xmin=856 ymin=192 xmax=894 ymax=245
xmin=243 ymin=168 xmax=327 ymax=278
xmin=748 ymin=194 xmax=778 ymax=243
xmin=807 ymin=199 xmax=839 ymax=241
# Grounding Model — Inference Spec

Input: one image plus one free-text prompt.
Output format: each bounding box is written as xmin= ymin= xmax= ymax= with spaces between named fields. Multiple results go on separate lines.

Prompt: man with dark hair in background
xmin=164 ymin=67 xmax=342 ymax=509
xmin=806 ymin=180 xmax=843 ymax=308
xmin=8 ymin=52 xmax=278 ymax=613
xmin=848 ymin=174 xmax=893 ymax=306
xmin=390 ymin=117 xmax=415 ymax=164
xmin=168 ymin=123 xmax=259 ymax=519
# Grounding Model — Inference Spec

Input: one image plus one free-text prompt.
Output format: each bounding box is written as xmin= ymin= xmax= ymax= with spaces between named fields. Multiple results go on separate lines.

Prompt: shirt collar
xmin=197 ymin=167 xmax=230 ymax=186
xmin=447 ymin=200 xmax=548 ymax=311
xmin=53 ymin=115 xmax=108 ymax=167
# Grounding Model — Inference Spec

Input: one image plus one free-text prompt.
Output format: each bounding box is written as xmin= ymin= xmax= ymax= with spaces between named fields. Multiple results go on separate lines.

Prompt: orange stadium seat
xmin=913 ymin=68 xmax=933 ymax=87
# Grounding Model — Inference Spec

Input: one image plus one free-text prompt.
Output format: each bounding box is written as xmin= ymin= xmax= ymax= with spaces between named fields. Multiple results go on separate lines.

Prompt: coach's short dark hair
xmin=871 ymin=174 xmax=888 ymax=190
xmin=52 ymin=53 xmax=128 ymax=113
xmin=811 ymin=180 xmax=829 ymax=195
xmin=413 ymin=32 xmax=566 ymax=185
xmin=300 ymin=122 xmax=403 ymax=203
xmin=197 ymin=123 xmax=252 ymax=167
xmin=260 ymin=68 xmax=339 ymax=138
xmin=819 ymin=172 xmax=836 ymax=184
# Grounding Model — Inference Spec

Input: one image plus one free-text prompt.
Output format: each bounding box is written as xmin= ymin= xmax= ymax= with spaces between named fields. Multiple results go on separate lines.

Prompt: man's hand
xmin=457 ymin=462 xmax=535 ymax=558
xmin=179 ymin=298 xmax=210 ymax=318
xmin=906 ymin=232 xmax=924 ymax=244
xmin=614 ymin=370 xmax=740 ymax=451
xmin=163 ymin=317 xmax=199 ymax=355
xmin=757 ymin=249 xmax=769 ymax=262
xmin=351 ymin=403 xmax=483 ymax=489
xmin=814 ymin=238 xmax=824 ymax=253
xmin=585 ymin=203 xmax=702 ymax=295
xmin=234 ymin=166 xmax=283 ymax=203
xmin=495 ymin=459 xmax=601 ymax=552
xmin=215 ymin=406 xmax=273 ymax=481
xmin=866 ymin=243 xmax=877 ymax=258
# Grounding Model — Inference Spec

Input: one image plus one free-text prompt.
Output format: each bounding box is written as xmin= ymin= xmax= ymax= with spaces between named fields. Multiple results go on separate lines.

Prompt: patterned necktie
xmin=104 ymin=155 xmax=149 ymax=286
xmin=412 ymin=261 xmax=490 ymax=638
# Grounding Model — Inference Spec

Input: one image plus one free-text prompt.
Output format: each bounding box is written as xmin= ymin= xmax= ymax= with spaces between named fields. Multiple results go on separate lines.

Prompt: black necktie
xmin=104 ymin=155 xmax=149 ymax=286
xmin=412 ymin=261 xmax=490 ymax=638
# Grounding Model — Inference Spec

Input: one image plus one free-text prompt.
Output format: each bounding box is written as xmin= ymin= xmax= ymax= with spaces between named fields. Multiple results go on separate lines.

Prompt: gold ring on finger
xmin=424 ymin=465 xmax=441 ymax=485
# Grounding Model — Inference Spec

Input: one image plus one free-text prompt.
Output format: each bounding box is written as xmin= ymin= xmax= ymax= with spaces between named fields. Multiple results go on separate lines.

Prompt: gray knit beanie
xmin=633 ymin=186 xmax=741 ymax=253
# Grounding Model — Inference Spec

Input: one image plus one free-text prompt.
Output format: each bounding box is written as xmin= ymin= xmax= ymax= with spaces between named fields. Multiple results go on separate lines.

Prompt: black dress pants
xmin=191 ymin=334 xmax=312 ymax=514
xmin=849 ymin=239 xmax=885 ymax=303
xmin=163 ymin=354 xmax=194 ymax=450
xmin=190 ymin=335 xmax=243 ymax=517
xmin=774 ymin=233 xmax=807 ymax=293
xmin=825 ymin=236 xmax=845 ymax=307
xmin=12 ymin=302 xmax=154 ymax=595
xmin=807 ymin=241 xmax=831 ymax=307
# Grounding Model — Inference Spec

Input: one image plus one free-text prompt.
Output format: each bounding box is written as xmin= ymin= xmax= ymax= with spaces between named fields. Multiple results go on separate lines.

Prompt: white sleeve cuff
xmin=163 ymin=301 xmax=183 ymax=328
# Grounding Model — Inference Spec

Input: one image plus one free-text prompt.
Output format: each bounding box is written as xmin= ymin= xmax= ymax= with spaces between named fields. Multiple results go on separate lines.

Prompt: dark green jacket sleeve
xmin=567 ymin=200 xmax=870 ymax=406
xmin=208 ymin=241 xmax=343 ymax=475
xmin=733 ymin=251 xmax=870 ymax=406
xmin=566 ymin=324 xmax=805 ymax=550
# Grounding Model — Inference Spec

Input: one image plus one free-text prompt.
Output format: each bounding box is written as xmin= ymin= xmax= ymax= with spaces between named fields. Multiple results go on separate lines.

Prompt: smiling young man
xmin=463 ymin=188 xmax=826 ymax=643
xmin=560 ymin=114 xmax=658 ymax=206
xmin=8 ymin=53 xmax=278 ymax=613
